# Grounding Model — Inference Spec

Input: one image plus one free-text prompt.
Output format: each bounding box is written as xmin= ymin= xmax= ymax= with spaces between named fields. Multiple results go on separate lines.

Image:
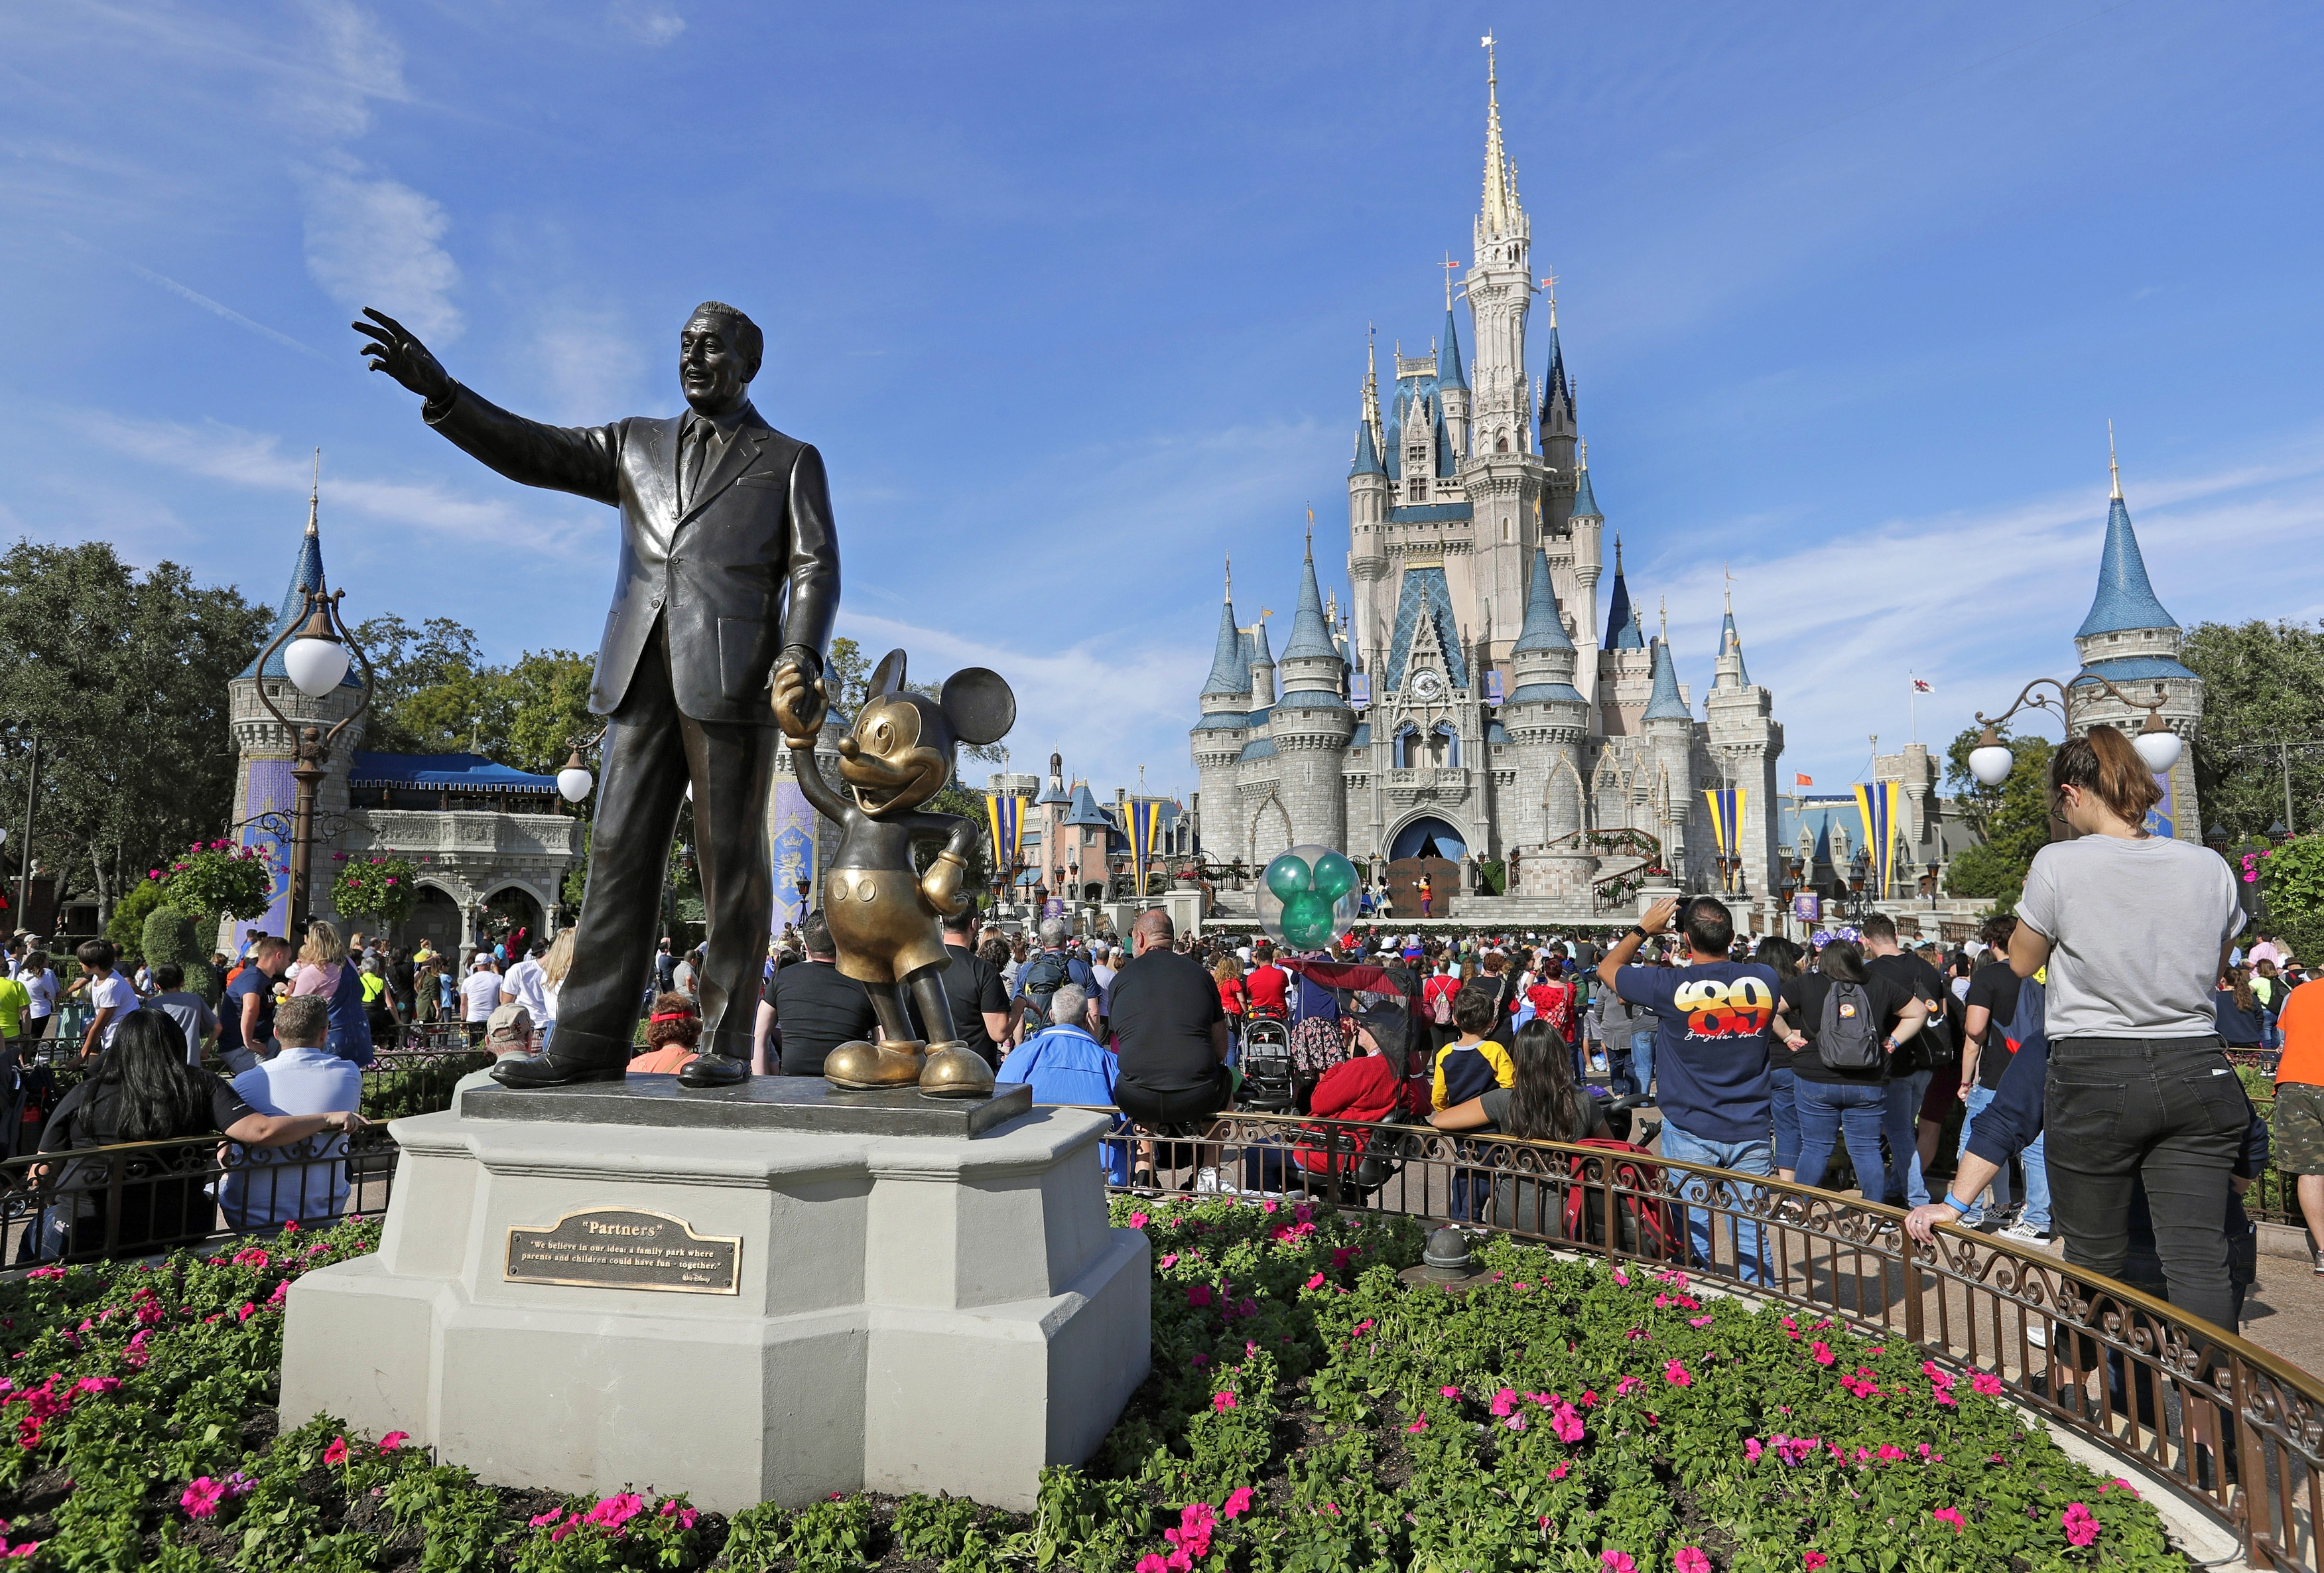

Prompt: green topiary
xmin=140 ymin=906 xmax=218 ymax=1004
xmin=104 ymin=880 xmax=171 ymax=967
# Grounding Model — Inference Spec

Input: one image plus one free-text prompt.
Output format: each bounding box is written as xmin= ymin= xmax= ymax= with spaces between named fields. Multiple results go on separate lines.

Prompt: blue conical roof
xmin=1604 ymin=544 xmax=1637 ymax=649
xmin=1644 ymin=638 xmax=1690 ymax=720
xmin=1511 ymin=545 xmax=1573 ymax=654
xmin=241 ymin=506 xmax=362 ymax=685
xmin=1719 ymin=609 xmax=1750 ymax=685
xmin=1063 ymin=783 xmax=1114 ymax=827
xmin=1439 ymin=310 xmax=1467 ymax=391
xmin=1434 ymin=405 xmax=1456 ymax=477
xmin=1350 ymin=419 xmax=1384 ymax=477
xmin=1200 ymin=597 xmax=1248 ymax=697
xmin=1249 ymin=618 xmax=1273 ymax=667
xmin=1281 ymin=550 xmax=1338 ymax=661
xmin=2075 ymin=495 xmax=2177 ymax=638
xmin=1571 ymin=461 xmax=1602 ymax=521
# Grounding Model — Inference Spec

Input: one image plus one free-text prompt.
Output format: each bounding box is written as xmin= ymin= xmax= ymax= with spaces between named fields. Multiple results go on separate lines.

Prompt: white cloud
xmin=608 ymin=2 xmax=686 ymax=47
xmin=525 ymin=304 xmax=651 ymax=426
xmin=300 ymin=159 xmax=462 ymax=342
xmin=284 ymin=0 xmax=408 ymax=139
xmin=70 ymin=411 xmax=598 ymax=559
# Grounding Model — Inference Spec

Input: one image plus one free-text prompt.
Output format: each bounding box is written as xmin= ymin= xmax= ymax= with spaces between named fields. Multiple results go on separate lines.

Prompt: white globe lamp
xmin=556 ymin=748 xmax=594 ymax=804
xmin=1967 ymin=727 xmax=2016 ymax=788
xmin=2133 ymin=718 xmax=2182 ymax=775
xmin=283 ymin=594 xmax=350 ymax=698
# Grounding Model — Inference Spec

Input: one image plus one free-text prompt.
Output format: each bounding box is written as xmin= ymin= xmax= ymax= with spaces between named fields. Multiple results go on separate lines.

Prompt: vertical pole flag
xmin=1128 ymin=799 xmax=1163 ymax=897
xmin=1700 ymin=787 xmax=1744 ymax=890
xmin=1851 ymin=780 xmax=1904 ymax=900
xmin=984 ymin=792 xmax=1026 ymax=896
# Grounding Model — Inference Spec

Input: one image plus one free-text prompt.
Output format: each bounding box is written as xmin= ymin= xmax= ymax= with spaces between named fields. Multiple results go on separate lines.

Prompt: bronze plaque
xmin=504 ymin=1207 xmax=741 ymax=1295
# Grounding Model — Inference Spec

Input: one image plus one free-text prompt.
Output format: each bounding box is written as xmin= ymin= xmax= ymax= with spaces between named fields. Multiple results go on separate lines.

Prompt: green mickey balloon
xmin=1263 ymin=853 xmax=1312 ymax=902
xmin=1310 ymin=851 xmax=1358 ymax=902
xmin=1279 ymin=890 xmax=1336 ymax=949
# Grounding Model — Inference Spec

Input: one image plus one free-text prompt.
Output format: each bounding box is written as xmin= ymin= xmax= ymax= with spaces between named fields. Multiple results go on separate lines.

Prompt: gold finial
xmin=1443 ymin=252 xmax=1460 ymax=308
xmin=1578 ymin=433 xmax=1588 ymax=470
xmin=306 ymin=447 xmax=321 ymax=537
xmin=1659 ymin=595 xmax=1668 ymax=645
xmin=1724 ymin=563 xmax=1734 ymax=614
xmin=1480 ymin=33 xmax=1515 ymax=234
xmin=2108 ymin=419 xmax=2122 ymax=501
xmin=1541 ymin=269 xmax=1559 ymax=326
xmin=1305 ymin=503 xmax=1314 ymax=558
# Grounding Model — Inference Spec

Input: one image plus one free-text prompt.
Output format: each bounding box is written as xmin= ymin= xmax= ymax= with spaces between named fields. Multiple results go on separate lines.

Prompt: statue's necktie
xmin=682 ymin=421 xmax=713 ymax=511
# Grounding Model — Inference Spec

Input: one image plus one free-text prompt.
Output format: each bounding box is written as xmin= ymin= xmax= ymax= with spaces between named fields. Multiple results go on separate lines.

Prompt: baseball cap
xmin=484 ymin=1002 xmax=533 ymax=1046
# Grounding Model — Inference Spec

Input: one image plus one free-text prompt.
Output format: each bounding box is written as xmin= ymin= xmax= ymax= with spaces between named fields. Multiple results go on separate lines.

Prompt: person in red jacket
xmin=1297 ymin=1005 xmax=1417 ymax=1176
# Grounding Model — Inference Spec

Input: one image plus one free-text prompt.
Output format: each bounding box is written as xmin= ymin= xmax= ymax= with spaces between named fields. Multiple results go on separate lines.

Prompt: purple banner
xmin=226 ymin=759 xmax=297 ymax=955
xmin=769 ymin=780 xmax=819 ymax=936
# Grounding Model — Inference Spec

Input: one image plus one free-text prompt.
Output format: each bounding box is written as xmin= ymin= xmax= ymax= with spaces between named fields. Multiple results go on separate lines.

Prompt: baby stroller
xmin=1237 ymin=1010 xmax=1295 ymax=1112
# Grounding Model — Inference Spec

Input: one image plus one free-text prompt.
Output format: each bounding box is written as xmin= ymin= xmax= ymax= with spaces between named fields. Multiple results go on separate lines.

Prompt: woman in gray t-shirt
xmin=2008 ymin=726 xmax=2248 ymax=1334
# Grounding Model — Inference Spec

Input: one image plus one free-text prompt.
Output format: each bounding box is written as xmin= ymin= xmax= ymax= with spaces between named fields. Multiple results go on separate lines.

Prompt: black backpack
xmin=1818 ymin=979 xmax=1883 ymax=1073
xmin=1019 ymin=951 xmax=1072 ymax=1023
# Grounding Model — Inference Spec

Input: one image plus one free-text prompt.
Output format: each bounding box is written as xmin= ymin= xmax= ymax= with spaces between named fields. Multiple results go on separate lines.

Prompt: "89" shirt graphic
xmin=1672 ymin=976 xmax=1776 ymax=1038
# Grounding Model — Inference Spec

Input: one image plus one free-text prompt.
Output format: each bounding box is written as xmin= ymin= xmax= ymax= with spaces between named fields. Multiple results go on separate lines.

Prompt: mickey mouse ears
xmin=940 ymin=667 xmax=1015 ymax=746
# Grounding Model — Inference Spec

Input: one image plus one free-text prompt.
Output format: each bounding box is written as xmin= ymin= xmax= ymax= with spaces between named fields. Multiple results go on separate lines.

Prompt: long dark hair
xmin=1817 ymin=938 xmax=1870 ymax=984
xmin=1754 ymin=935 xmax=1804 ymax=981
xmin=86 ymin=1012 xmax=216 ymax=1142
xmin=1504 ymin=1018 xmax=1587 ymax=1142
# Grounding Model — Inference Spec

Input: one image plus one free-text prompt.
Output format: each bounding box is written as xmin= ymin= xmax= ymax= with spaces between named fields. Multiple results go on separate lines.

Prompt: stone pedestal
xmin=280 ymin=1077 xmax=1149 ymax=1513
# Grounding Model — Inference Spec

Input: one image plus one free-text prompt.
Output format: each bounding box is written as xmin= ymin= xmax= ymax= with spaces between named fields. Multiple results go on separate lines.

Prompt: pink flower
xmin=1405 ymin=1414 xmax=1428 ymax=1432
xmin=1224 ymin=1485 xmax=1254 ymax=1520
xmin=1662 ymin=1359 xmax=1693 ymax=1388
xmin=1129 ymin=1212 xmax=1149 ymax=1229
xmin=1614 ymin=1376 xmax=1642 ymax=1397
xmin=1441 ymin=1385 xmax=1462 ymax=1398
xmin=322 ymin=1436 xmax=348 ymax=1467
xmin=585 ymin=1492 xmax=645 ymax=1531
xmin=379 ymin=1431 xmax=409 ymax=1452
xmin=1490 ymin=1388 xmax=1519 ymax=1417
xmin=1602 ymin=1553 xmax=1636 ymax=1573
xmin=1212 ymin=1391 xmax=1238 ymax=1412
xmin=1305 ymin=1273 xmax=1325 ymax=1289
xmin=1804 ymin=1555 xmax=1829 ymax=1570
xmin=1933 ymin=1507 xmax=1966 ymax=1532
xmin=1186 ymin=1284 xmax=1212 ymax=1308
xmin=1549 ymin=1461 xmax=1569 ymax=1479
xmin=1137 ymin=1558 xmax=1169 ymax=1573
xmin=527 ymin=1509 xmax=566 ymax=1527
xmin=1159 ymin=1255 xmax=1177 ymax=1269
xmin=1744 ymin=1437 xmax=1763 ymax=1462
xmin=1689 ymin=1315 xmax=1713 ymax=1327
xmin=2062 ymin=1502 xmax=2099 ymax=1548
xmin=1810 ymin=1341 xmax=1835 ymax=1366
xmin=180 ymin=1477 xmax=226 ymax=1520
xmin=1612 ymin=1268 xmax=1630 ymax=1286
xmin=1972 ymin=1371 xmax=2004 ymax=1397
xmin=1877 ymin=1445 xmax=1905 ymax=1462
xmin=1675 ymin=1549 xmax=1711 ymax=1573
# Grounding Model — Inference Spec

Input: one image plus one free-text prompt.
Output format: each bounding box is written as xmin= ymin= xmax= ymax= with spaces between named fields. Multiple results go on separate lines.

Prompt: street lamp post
xmin=247 ymin=586 xmax=375 ymax=939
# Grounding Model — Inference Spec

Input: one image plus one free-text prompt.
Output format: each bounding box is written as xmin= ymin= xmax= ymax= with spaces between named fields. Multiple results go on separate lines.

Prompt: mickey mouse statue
xmin=773 ymin=648 xmax=1015 ymax=1098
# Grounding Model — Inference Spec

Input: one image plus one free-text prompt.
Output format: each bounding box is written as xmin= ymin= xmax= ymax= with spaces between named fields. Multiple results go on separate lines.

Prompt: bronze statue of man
xmin=355 ymin=301 xmax=838 ymax=1089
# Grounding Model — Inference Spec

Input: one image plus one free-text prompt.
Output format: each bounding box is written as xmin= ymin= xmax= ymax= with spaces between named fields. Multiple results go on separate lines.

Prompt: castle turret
xmin=1567 ymin=435 xmax=1605 ymax=693
xmin=1272 ymin=534 xmax=1357 ymax=851
xmin=1642 ymin=634 xmax=1696 ymax=882
xmin=1190 ymin=563 xmax=1253 ymax=872
xmin=2068 ymin=435 xmax=2204 ymax=841
xmin=1438 ymin=293 xmax=1470 ymax=461
xmin=1502 ymin=544 xmax=1594 ymax=899
xmin=1247 ymin=616 xmax=1276 ymax=709
xmin=1702 ymin=586 xmax=1784 ymax=897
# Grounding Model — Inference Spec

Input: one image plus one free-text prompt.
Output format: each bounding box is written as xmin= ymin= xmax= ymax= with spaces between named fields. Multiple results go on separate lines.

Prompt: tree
xmin=2184 ymin=618 xmax=2324 ymax=841
xmin=1942 ymin=723 xmax=2055 ymax=908
xmin=0 ymin=540 xmax=266 ymax=923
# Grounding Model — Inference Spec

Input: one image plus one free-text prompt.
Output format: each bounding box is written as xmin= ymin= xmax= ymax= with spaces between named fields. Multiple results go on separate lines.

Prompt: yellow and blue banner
xmin=984 ymin=793 xmax=1027 ymax=880
xmin=1128 ymin=797 xmax=1165 ymax=896
xmin=1852 ymin=780 xmax=1904 ymax=900
xmin=1701 ymin=786 xmax=1745 ymax=890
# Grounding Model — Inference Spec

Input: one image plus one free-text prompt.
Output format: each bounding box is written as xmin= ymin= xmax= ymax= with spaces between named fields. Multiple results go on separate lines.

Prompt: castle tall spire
xmin=2075 ymin=441 xmax=2177 ymax=639
xmin=1480 ymin=35 xmax=1519 ymax=237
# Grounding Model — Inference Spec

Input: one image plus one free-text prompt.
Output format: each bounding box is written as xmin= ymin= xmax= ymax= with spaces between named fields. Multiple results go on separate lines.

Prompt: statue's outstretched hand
xmin=772 ymin=659 xmax=827 ymax=742
xmin=354 ymin=307 xmax=454 ymax=403
xmin=921 ymin=851 xmax=969 ymax=920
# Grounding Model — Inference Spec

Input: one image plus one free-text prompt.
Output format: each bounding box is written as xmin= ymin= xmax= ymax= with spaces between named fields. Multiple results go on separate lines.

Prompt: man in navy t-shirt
xmin=1597 ymin=896 xmax=1779 ymax=1282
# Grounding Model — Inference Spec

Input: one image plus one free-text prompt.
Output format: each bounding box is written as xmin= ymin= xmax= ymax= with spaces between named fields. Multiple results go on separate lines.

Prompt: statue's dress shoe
xmin=824 ymin=1039 xmax=927 ymax=1089
xmin=678 ymin=1052 xmax=750 ymax=1089
xmin=919 ymin=1042 xmax=995 ymax=1099
xmin=489 ymin=1050 xmax=627 ymax=1089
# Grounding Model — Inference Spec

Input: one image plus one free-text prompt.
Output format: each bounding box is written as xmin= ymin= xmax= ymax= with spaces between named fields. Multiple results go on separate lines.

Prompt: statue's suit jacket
xmin=424 ymin=387 xmax=840 ymax=724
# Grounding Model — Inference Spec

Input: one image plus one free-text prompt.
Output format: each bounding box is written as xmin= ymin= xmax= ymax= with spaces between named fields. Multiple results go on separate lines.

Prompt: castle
xmin=1190 ymin=46 xmax=1785 ymax=917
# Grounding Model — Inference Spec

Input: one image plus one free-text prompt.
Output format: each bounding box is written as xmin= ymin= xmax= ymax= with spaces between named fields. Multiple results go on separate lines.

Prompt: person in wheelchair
xmin=1292 ymin=1006 xmax=1421 ymax=1181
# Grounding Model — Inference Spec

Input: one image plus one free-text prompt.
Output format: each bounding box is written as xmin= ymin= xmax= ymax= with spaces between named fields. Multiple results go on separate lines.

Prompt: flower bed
xmin=0 ymin=1201 xmax=2185 ymax=1570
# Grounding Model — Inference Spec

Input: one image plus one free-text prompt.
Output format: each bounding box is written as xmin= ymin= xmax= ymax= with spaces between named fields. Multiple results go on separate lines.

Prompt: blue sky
xmin=3 ymin=1 xmax=2321 ymax=802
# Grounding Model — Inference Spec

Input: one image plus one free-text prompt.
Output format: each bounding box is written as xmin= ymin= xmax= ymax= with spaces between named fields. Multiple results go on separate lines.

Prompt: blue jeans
xmin=1658 ymin=1119 xmax=1771 ymax=1286
xmin=1793 ymin=1077 xmax=1888 ymax=1196
xmin=1883 ymin=1068 xmax=1933 ymax=1207
xmin=1628 ymin=1033 xmax=1655 ymax=1101
xmin=1770 ymin=1065 xmax=1799 ymax=1172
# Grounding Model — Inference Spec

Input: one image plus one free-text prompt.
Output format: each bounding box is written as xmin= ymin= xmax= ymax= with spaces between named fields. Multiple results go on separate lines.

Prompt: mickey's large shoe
xmin=678 ymin=1052 xmax=750 ymax=1089
xmin=487 ymin=1048 xmax=627 ymax=1089
xmin=823 ymin=1039 xmax=927 ymax=1089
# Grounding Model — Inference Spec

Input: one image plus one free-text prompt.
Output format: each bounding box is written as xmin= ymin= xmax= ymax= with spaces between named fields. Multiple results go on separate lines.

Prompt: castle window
xmin=1496 ymin=431 xmax=1510 ymax=453
xmin=1503 ymin=521 xmax=1511 ymax=541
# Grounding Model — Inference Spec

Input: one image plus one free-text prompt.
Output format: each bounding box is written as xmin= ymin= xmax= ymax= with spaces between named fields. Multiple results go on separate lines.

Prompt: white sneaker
xmin=1194 ymin=1168 xmax=1224 ymax=1194
xmin=2000 ymin=1220 xmax=2048 ymax=1243
xmin=2026 ymin=1322 xmax=2047 ymax=1349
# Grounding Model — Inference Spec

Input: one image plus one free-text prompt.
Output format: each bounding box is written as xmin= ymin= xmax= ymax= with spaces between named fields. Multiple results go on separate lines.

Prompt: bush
xmin=140 ymin=906 xmax=218 ymax=1004
xmin=330 ymin=855 xmax=418 ymax=925
xmin=103 ymin=879 xmax=171 ymax=967
xmin=2254 ymin=834 xmax=2324 ymax=967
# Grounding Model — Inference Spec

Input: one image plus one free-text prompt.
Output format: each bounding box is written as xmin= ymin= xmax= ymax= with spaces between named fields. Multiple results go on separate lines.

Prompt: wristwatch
xmin=1630 ymin=925 xmax=1651 ymax=943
